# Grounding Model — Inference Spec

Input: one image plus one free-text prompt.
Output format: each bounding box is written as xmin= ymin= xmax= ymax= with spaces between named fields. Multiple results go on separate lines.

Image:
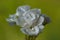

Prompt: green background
xmin=0 ymin=0 xmax=60 ymax=40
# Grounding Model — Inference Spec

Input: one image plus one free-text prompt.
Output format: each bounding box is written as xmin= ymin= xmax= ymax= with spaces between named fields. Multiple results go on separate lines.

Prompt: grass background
xmin=0 ymin=0 xmax=60 ymax=40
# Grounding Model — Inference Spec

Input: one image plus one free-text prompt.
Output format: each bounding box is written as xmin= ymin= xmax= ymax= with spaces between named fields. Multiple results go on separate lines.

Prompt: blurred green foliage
xmin=0 ymin=0 xmax=60 ymax=40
